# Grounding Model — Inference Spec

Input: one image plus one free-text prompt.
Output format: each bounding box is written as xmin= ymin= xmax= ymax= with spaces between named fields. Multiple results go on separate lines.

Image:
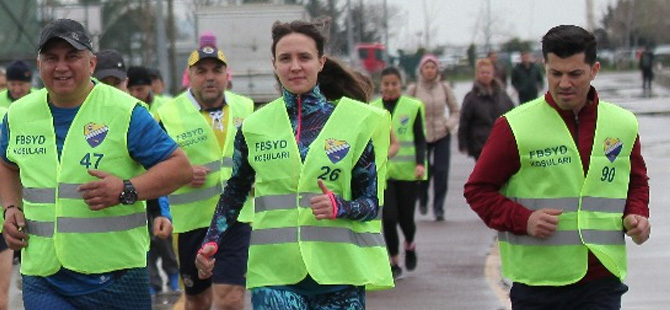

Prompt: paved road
xmin=7 ymin=71 xmax=670 ymax=309
xmin=597 ymin=72 xmax=670 ymax=310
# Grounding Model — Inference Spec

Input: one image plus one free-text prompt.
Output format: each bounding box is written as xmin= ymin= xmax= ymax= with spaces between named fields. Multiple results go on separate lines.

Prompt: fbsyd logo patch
xmin=399 ymin=114 xmax=410 ymax=126
xmin=325 ymin=138 xmax=350 ymax=164
xmin=603 ymin=138 xmax=623 ymax=163
xmin=84 ymin=122 xmax=109 ymax=148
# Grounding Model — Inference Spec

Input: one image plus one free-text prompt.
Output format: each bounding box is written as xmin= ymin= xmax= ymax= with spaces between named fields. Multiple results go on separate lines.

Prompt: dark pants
xmin=642 ymin=68 xmax=653 ymax=90
xmin=419 ymin=134 xmax=451 ymax=218
xmin=383 ymin=180 xmax=418 ymax=256
xmin=147 ymin=235 xmax=179 ymax=291
xmin=510 ymin=277 xmax=628 ymax=310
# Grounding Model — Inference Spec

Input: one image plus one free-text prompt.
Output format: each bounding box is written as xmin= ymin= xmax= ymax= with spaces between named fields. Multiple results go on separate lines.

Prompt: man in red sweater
xmin=464 ymin=25 xmax=650 ymax=309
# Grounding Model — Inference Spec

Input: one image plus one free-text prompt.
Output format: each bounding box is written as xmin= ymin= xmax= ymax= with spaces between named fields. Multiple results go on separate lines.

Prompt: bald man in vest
xmin=0 ymin=19 xmax=192 ymax=309
xmin=465 ymin=25 xmax=650 ymax=310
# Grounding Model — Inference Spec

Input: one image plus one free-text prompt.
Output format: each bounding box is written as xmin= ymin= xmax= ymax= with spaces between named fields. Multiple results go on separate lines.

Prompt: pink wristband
xmin=198 ymin=242 xmax=219 ymax=258
xmin=327 ymin=192 xmax=338 ymax=219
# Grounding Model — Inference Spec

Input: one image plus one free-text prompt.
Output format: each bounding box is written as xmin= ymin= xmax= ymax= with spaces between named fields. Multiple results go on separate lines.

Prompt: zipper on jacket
xmin=296 ymin=95 xmax=302 ymax=144
xmin=573 ymin=112 xmax=580 ymax=156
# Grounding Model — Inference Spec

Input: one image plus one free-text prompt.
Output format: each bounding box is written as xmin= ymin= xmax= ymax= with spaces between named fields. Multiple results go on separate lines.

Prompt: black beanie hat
xmin=6 ymin=60 xmax=32 ymax=82
xmin=127 ymin=66 xmax=152 ymax=88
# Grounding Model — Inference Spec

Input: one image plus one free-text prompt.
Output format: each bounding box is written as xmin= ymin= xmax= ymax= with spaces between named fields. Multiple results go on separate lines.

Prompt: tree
xmin=349 ymin=1 xmax=382 ymax=44
xmin=300 ymin=0 xmax=400 ymax=57
xmin=397 ymin=49 xmax=423 ymax=81
xmin=302 ymin=0 xmax=345 ymax=55
xmin=467 ymin=43 xmax=476 ymax=68
xmin=0 ymin=0 xmax=40 ymax=60
xmin=593 ymin=28 xmax=612 ymax=50
xmin=97 ymin=0 xmax=157 ymax=66
xmin=600 ymin=0 xmax=670 ymax=49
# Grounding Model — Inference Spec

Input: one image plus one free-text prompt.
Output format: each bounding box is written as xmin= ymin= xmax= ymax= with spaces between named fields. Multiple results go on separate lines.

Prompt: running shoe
xmin=405 ymin=249 xmax=417 ymax=271
xmin=391 ymin=264 xmax=403 ymax=280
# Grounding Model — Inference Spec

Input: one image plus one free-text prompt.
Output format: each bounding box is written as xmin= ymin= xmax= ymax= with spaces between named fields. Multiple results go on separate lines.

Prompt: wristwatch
xmin=119 ymin=180 xmax=138 ymax=205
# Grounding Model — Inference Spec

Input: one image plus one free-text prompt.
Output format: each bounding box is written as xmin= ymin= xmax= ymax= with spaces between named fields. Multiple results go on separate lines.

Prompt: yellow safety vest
xmin=242 ymin=96 xmax=393 ymax=290
xmin=0 ymin=88 xmax=39 ymax=109
xmin=158 ymin=90 xmax=255 ymax=232
xmin=6 ymin=85 xmax=148 ymax=276
xmin=499 ymin=97 xmax=637 ymax=285
xmin=147 ymin=95 xmax=169 ymax=119
xmin=371 ymin=96 xmax=427 ymax=181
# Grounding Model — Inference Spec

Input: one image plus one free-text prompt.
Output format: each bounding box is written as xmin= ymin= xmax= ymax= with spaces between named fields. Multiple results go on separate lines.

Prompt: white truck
xmin=195 ymin=4 xmax=310 ymax=103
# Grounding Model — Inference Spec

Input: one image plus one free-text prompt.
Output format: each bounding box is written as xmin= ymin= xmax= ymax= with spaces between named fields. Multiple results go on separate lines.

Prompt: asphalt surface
xmin=7 ymin=71 xmax=670 ymax=309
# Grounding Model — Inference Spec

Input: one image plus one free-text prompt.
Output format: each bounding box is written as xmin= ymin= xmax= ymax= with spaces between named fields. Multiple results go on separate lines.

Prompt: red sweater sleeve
xmin=463 ymin=117 xmax=532 ymax=235
xmin=624 ymin=135 xmax=650 ymax=217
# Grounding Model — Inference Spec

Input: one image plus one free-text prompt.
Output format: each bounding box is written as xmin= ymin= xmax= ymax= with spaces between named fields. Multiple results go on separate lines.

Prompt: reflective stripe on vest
xmin=169 ymin=183 xmax=222 ymax=205
xmin=57 ymin=212 xmax=146 ymax=233
xmin=24 ymin=188 xmax=56 ymax=204
xmin=203 ymin=160 xmax=222 ymax=173
xmin=167 ymin=160 xmax=223 ymax=205
xmin=222 ymin=157 xmax=233 ymax=167
xmin=499 ymin=229 xmax=624 ymax=246
xmin=581 ymin=197 xmax=626 ymax=213
xmin=254 ymin=193 xmax=318 ymax=212
xmin=510 ymin=197 xmax=626 ymax=213
xmin=251 ymin=226 xmax=385 ymax=247
xmin=391 ymin=141 xmax=416 ymax=164
xmin=254 ymin=194 xmax=383 ymax=219
xmin=25 ymin=219 xmax=54 ymax=237
xmin=58 ymin=183 xmax=83 ymax=199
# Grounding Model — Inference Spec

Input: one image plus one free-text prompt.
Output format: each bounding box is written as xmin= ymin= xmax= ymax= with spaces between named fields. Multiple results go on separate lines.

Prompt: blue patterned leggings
xmin=251 ymin=286 xmax=366 ymax=310
xmin=22 ymin=268 xmax=151 ymax=310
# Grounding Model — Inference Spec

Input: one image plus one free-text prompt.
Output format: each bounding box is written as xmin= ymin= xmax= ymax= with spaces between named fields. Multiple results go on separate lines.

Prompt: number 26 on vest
xmin=318 ymin=166 xmax=341 ymax=181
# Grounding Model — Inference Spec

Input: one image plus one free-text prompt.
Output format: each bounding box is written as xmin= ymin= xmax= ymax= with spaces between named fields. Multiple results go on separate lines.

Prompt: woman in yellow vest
xmin=371 ymin=67 xmax=427 ymax=279
xmin=195 ymin=20 xmax=393 ymax=309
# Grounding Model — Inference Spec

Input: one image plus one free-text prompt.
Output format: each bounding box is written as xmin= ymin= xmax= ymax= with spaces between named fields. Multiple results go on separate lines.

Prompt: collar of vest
xmin=186 ymin=88 xmax=227 ymax=111
xmin=281 ymin=85 xmax=327 ymax=111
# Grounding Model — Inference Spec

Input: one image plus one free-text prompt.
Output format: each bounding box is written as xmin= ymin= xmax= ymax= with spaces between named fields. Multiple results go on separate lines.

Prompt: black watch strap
xmin=3 ymin=205 xmax=22 ymax=219
xmin=119 ymin=180 xmax=138 ymax=205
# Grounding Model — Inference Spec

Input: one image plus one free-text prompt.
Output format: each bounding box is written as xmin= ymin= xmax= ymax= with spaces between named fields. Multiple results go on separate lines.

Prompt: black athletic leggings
xmin=382 ymin=180 xmax=419 ymax=256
